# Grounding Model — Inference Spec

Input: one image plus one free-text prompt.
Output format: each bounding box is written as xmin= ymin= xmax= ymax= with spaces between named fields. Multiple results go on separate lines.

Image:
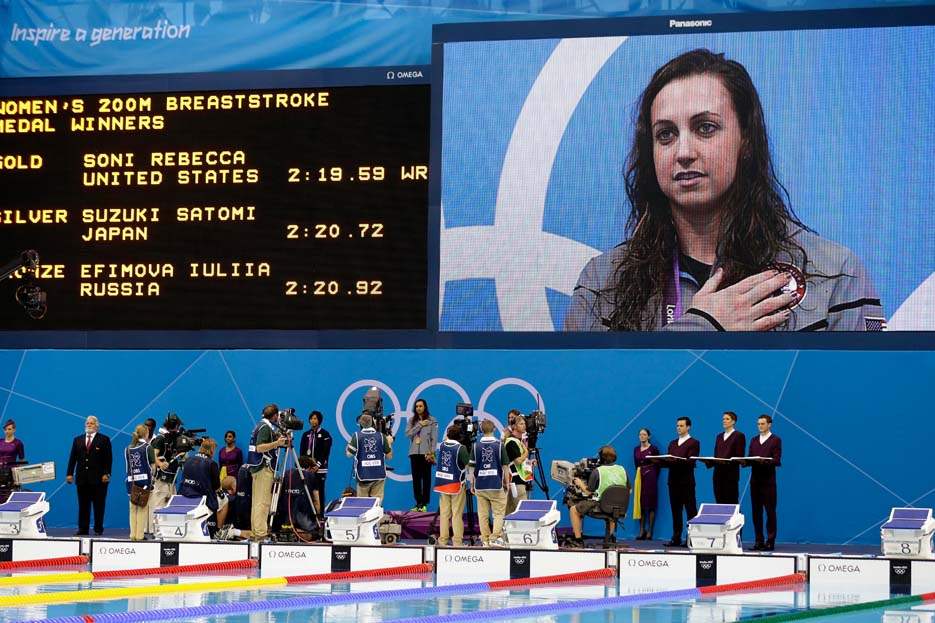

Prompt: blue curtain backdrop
xmin=0 ymin=348 xmax=931 ymax=544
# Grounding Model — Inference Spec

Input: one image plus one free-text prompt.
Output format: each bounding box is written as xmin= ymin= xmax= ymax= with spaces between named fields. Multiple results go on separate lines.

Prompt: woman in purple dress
xmin=0 ymin=419 xmax=25 ymax=466
xmin=218 ymin=430 xmax=243 ymax=480
xmin=633 ymin=428 xmax=660 ymax=540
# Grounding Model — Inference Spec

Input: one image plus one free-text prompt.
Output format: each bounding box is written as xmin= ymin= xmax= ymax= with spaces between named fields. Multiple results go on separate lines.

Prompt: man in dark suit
xmin=66 ymin=415 xmax=113 ymax=536
xmin=748 ymin=414 xmax=782 ymax=551
xmin=665 ymin=416 xmax=700 ymax=547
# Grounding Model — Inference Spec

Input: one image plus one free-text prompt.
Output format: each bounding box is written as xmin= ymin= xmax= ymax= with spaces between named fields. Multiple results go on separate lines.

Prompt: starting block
xmin=325 ymin=497 xmax=383 ymax=546
xmin=0 ymin=492 xmax=50 ymax=538
xmin=504 ymin=500 xmax=560 ymax=550
xmin=688 ymin=504 xmax=744 ymax=554
xmin=881 ymin=508 xmax=935 ymax=559
xmin=153 ymin=495 xmax=211 ymax=542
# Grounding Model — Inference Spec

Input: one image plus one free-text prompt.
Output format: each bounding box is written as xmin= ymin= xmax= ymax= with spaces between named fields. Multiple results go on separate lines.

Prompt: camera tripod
xmin=528 ymin=446 xmax=550 ymax=499
xmin=268 ymin=432 xmax=321 ymax=542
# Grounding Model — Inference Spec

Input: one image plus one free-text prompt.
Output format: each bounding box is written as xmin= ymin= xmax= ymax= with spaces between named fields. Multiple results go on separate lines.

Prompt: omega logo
xmin=102 ymin=547 xmax=137 ymax=555
xmin=444 ymin=554 xmax=485 ymax=563
xmin=817 ymin=563 xmax=861 ymax=573
xmin=271 ymin=551 xmax=307 ymax=559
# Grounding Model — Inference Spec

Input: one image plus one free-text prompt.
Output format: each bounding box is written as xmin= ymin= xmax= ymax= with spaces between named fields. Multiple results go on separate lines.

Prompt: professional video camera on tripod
xmin=511 ymin=399 xmax=549 ymax=499
xmin=267 ymin=408 xmax=321 ymax=542
xmin=360 ymin=387 xmax=394 ymax=437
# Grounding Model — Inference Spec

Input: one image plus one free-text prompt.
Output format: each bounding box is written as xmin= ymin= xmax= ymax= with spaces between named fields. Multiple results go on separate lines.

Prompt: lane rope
xmin=0 ymin=556 xmax=89 ymax=570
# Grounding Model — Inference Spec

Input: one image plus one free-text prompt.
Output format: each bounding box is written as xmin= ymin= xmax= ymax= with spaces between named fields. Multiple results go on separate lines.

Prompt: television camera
xmin=360 ymin=387 xmax=394 ymax=435
xmin=454 ymin=403 xmax=479 ymax=447
xmin=551 ymin=456 xmax=600 ymax=504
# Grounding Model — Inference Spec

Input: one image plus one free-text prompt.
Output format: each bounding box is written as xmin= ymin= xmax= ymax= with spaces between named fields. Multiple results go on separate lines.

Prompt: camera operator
xmin=434 ymin=425 xmax=471 ymax=546
xmin=470 ymin=419 xmax=510 ymax=547
xmin=299 ymin=410 xmax=332 ymax=514
xmin=217 ymin=464 xmax=254 ymax=541
xmin=246 ymin=404 xmax=288 ymax=542
xmin=504 ymin=414 xmax=532 ymax=516
xmin=346 ymin=413 xmax=393 ymax=502
xmin=178 ymin=437 xmax=221 ymax=535
xmin=567 ymin=445 xmax=628 ymax=548
xmin=150 ymin=413 xmax=186 ymax=517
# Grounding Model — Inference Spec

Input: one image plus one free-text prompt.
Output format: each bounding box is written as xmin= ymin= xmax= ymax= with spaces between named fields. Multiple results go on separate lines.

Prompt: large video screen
xmin=0 ymin=72 xmax=429 ymax=331
xmin=437 ymin=12 xmax=935 ymax=333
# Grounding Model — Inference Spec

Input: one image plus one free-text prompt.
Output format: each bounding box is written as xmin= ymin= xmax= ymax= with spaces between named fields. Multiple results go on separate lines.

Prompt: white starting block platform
xmin=259 ymin=542 xmax=427 ymax=577
xmin=617 ymin=551 xmax=798 ymax=591
xmin=0 ymin=492 xmax=50 ymax=538
xmin=0 ymin=537 xmax=81 ymax=563
xmin=152 ymin=495 xmax=212 ymax=542
xmin=325 ymin=497 xmax=384 ymax=546
xmin=503 ymin=500 xmax=561 ymax=550
xmin=435 ymin=546 xmax=610 ymax=584
xmin=881 ymin=508 xmax=935 ymax=559
xmin=808 ymin=555 xmax=935 ymax=597
xmin=687 ymin=504 xmax=745 ymax=554
xmin=90 ymin=539 xmax=250 ymax=572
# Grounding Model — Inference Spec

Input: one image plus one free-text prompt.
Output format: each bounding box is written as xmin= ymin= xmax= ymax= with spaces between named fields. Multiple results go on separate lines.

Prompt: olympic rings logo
xmin=335 ymin=377 xmax=545 ymax=482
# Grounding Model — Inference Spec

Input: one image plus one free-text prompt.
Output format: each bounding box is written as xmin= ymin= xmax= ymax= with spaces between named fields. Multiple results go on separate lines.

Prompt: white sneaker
xmin=489 ymin=537 xmax=506 ymax=548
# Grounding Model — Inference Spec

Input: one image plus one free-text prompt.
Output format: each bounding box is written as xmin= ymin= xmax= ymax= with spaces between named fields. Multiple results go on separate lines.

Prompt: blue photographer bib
xmin=354 ymin=429 xmax=386 ymax=481
xmin=246 ymin=419 xmax=278 ymax=471
xmin=125 ymin=442 xmax=152 ymax=494
xmin=473 ymin=438 xmax=503 ymax=491
xmin=434 ymin=440 xmax=465 ymax=494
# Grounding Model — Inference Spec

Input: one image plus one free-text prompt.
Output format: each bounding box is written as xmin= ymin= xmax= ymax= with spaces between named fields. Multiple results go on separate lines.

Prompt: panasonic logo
xmin=669 ymin=19 xmax=713 ymax=28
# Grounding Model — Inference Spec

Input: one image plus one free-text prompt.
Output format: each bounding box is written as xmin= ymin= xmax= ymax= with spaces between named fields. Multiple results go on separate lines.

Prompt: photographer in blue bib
xmin=178 ymin=437 xmax=222 ymax=536
xmin=125 ymin=424 xmax=167 ymax=541
xmin=246 ymin=404 xmax=289 ymax=542
xmin=470 ymin=419 xmax=511 ymax=547
xmin=346 ymin=413 xmax=393 ymax=501
xmin=434 ymin=425 xmax=471 ymax=546
xmin=566 ymin=446 xmax=628 ymax=549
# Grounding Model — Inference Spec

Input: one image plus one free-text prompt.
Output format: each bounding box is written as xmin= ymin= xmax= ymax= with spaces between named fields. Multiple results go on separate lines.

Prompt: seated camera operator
xmin=273 ymin=456 xmax=319 ymax=538
xmin=246 ymin=404 xmax=288 ymax=542
xmin=217 ymin=464 xmax=254 ymax=541
xmin=567 ymin=445 xmax=628 ymax=548
xmin=345 ymin=413 xmax=393 ymax=502
xmin=178 ymin=437 xmax=221 ymax=535
xmin=150 ymin=413 xmax=186 ymax=519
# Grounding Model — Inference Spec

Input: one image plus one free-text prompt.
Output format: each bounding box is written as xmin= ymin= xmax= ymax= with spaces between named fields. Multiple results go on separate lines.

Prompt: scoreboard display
xmin=0 ymin=81 xmax=429 ymax=330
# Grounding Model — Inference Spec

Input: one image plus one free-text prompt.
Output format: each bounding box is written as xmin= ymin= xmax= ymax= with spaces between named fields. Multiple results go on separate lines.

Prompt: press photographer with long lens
xmin=346 ymin=413 xmax=393 ymax=501
xmin=247 ymin=404 xmax=288 ymax=542
xmin=566 ymin=445 xmax=628 ymax=548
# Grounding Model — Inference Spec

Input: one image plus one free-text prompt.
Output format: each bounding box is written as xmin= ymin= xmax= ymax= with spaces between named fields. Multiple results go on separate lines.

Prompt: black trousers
xmin=311 ymin=474 xmax=326 ymax=514
xmin=750 ymin=480 xmax=777 ymax=544
xmin=668 ymin=481 xmax=697 ymax=541
xmin=713 ymin=470 xmax=740 ymax=504
xmin=409 ymin=455 xmax=432 ymax=507
xmin=77 ymin=482 xmax=108 ymax=534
